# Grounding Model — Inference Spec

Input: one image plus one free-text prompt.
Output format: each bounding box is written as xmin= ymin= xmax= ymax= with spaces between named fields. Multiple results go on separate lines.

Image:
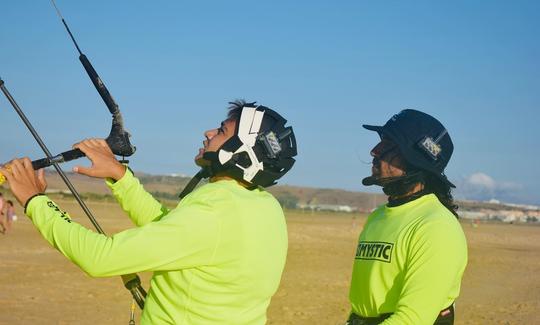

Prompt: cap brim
xmin=362 ymin=124 xmax=383 ymax=133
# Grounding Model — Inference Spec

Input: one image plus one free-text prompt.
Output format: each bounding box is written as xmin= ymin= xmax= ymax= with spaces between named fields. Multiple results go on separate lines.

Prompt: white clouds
xmin=464 ymin=172 xmax=523 ymax=191
xmin=455 ymin=172 xmax=526 ymax=203
xmin=466 ymin=172 xmax=497 ymax=190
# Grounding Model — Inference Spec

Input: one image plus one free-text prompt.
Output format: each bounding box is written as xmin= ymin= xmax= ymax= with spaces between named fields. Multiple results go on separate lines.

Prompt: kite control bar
xmin=0 ymin=0 xmax=147 ymax=311
xmin=0 ymin=77 xmax=147 ymax=310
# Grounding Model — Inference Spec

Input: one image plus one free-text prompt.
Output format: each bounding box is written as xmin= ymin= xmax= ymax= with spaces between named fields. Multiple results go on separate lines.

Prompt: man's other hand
xmin=73 ymin=138 xmax=126 ymax=181
xmin=0 ymin=158 xmax=47 ymax=206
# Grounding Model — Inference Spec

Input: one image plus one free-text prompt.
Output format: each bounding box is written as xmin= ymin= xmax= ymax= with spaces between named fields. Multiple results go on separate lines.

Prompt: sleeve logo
xmin=355 ymin=241 xmax=394 ymax=263
xmin=47 ymin=201 xmax=72 ymax=223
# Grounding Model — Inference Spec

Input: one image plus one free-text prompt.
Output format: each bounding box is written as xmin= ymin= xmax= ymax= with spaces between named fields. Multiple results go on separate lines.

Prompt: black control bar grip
xmin=79 ymin=54 xmax=118 ymax=115
xmin=31 ymin=148 xmax=85 ymax=170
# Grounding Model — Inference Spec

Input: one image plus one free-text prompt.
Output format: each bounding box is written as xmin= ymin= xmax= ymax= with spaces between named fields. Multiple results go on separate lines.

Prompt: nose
xmin=370 ymin=148 xmax=377 ymax=158
xmin=204 ymin=128 xmax=218 ymax=140
xmin=370 ymin=142 xmax=384 ymax=158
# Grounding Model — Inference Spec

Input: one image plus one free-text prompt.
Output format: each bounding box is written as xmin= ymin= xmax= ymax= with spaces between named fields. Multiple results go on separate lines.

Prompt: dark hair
xmin=7 ymin=200 xmax=13 ymax=206
xmin=227 ymin=99 xmax=257 ymax=122
xmin=423 ymin=173 xmax=459 ymax=218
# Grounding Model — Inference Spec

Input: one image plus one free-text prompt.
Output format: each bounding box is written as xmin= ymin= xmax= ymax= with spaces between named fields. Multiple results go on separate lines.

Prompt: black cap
xmin=363 ymin=109 xmax=455 ymax=188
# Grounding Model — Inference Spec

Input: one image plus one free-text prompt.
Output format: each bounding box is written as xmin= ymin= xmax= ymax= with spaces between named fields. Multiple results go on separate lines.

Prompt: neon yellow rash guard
xmin=25 ymin=169 xmax=288 ymax=324
xmin=349 ymin=194 xmax=467 ymax=325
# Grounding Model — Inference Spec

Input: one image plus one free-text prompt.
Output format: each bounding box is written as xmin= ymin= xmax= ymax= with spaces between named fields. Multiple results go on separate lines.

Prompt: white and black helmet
xmin=202 ymin=102 xmax=297 ymax=188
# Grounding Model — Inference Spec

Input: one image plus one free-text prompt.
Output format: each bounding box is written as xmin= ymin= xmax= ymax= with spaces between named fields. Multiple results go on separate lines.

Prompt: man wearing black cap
xmin=347 ymin=110 xmax=467 ymax=325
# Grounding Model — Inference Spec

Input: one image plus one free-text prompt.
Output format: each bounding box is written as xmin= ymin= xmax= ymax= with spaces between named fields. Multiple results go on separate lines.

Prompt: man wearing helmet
xmin=347 ymin=110 xmax=467 ymax=325
xmin=193 ymin=100 xmax=296 ymax=189
xmin=0 ymin=100 xmax=297 ymax=324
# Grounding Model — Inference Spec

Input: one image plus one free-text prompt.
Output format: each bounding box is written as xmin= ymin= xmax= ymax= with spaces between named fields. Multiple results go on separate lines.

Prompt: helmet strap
xmin=178 ymin=169 xmax=211 ymax=199
xmin=362 ymin=170 xmax=426 ymax=203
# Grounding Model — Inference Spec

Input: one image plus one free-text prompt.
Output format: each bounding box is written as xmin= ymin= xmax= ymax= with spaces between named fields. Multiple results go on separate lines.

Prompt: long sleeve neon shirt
xmin=349 ymin=194 xmax=467 ymax=325
xmin=25 ymin=170 xmax=288 ymax=324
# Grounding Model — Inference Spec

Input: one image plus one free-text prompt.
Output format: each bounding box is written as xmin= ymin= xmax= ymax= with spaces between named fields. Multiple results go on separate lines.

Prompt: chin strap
xmin=362 ymin=170 xmax=425 ymax=199
xmin=387 ymin=189 xmax=428 ymax=207
xmin=178 ymin=149 xmax=249 ymax=200
xmin=178 ymin=169 xmax=211 ymax=199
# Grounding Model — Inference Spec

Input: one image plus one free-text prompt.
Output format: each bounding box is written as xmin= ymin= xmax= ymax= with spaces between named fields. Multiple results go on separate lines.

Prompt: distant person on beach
xmin=347 ymin=110 xmax=467 ymax=325
xmin=0 ymin=192 xmax=6 ymax=234
xmin=4 ymin=200 xmax=17 ymax=233
xmin=0 ymin=100 xmax=297 ymax=324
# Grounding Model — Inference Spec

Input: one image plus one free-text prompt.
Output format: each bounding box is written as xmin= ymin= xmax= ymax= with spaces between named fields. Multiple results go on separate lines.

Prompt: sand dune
xmin=0 ymin=199 xmax=538 ymax=324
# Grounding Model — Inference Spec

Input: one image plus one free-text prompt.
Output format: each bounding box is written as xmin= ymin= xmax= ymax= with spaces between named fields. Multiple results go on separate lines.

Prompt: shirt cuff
xmin=106 ymin=167 xmax=136 ymax=193
xmin=25 ymin=194 xmax=50 ymax=218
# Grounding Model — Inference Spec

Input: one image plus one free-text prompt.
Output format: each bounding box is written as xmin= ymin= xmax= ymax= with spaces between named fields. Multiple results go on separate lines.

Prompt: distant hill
xmin=268 ymin=185 xmax=387 ymax=212
xmin=3 ymin=170 xmax=536 ymax=219
xmin=20 ymin=170 xmax=386 ymax=212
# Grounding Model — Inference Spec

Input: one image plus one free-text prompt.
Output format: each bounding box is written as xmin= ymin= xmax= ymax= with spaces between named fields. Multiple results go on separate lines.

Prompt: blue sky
xmin=1 ymin=1 xmax=539 ymax=204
